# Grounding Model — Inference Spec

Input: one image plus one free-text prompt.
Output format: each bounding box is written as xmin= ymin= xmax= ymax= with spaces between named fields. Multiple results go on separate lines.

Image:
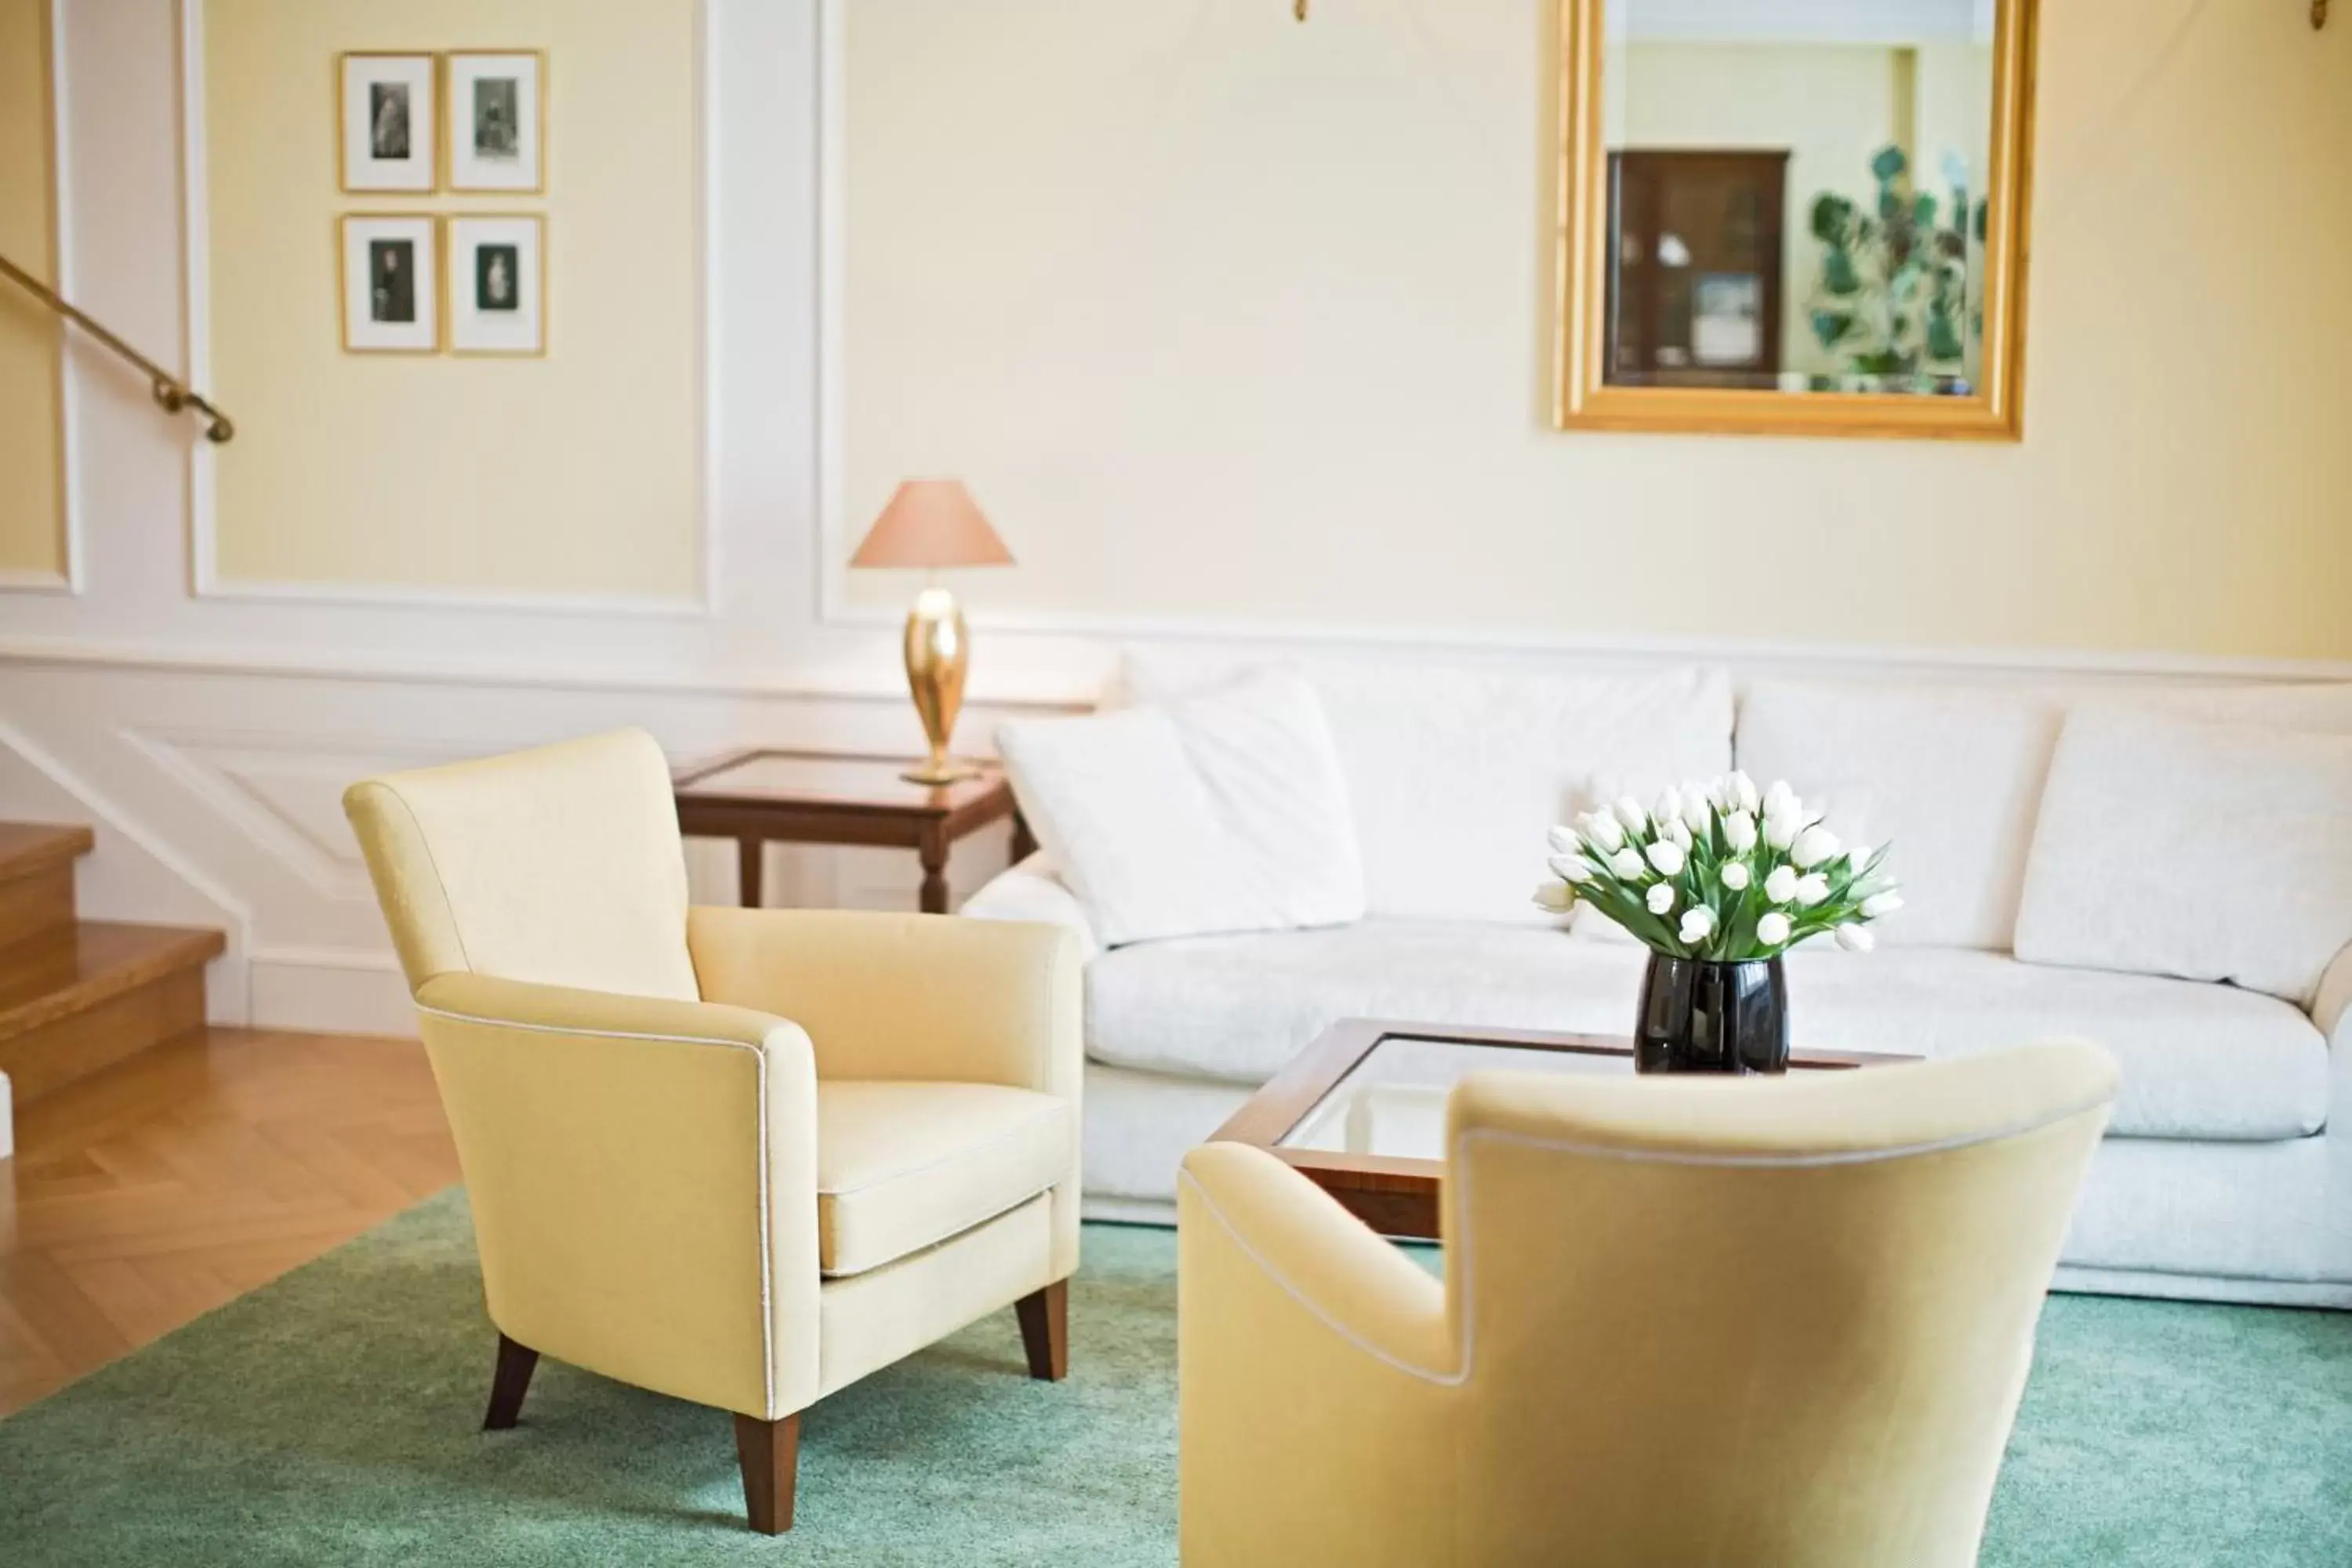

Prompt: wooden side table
xmin=673 ymin=750 xmax=1035 ymax=915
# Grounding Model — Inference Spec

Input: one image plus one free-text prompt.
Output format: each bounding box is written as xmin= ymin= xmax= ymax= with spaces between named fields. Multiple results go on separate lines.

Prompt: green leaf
xmin=1927 ymin=310 xmax=1964 ymax=362
xmin=1821 ymin=246 xmax=1860 ymax=296
xmin=1973 ymin=198 xmax=1990 ymax=242
xmin=1809 ymin=192 xmax=1853 ymax=242
xmin=1871 ymin=143 xmax=1909 ymax=183
xmin=1810 ymin=309 xmax=1854 ymax=348
xmin=1911 ymin=191 xmax=1938 ymax=227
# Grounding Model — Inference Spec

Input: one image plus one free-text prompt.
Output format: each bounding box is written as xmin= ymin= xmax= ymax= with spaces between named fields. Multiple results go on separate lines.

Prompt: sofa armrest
xmin=686 ymin=905 xmax=1082 ymax=1100
xmin=2315 ymin=942 xmax=2352 ymax=1044
xmin=961 ymin=855 xmax=1100 ymax=964
xmin=1177 ymin=1142 xmax=1456 ymax=1563
xmin=412 ymin=971 xmax=820 ymax=1420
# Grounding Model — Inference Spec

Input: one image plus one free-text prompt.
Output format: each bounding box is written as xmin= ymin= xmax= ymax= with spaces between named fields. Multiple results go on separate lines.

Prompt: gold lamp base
xmin=900 ymin=586 xmax=979 ymax=786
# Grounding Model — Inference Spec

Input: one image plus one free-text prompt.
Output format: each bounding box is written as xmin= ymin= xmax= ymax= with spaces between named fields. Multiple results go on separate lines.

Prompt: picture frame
xmin=445 ymin=50 xmax=546 ymax=194
xmin=339 ymin=214 xmax=441 ymax=354
xmin=338 ymin=53 xmax=437 ymax=194
xmin=445 ymin=214 xmax=546 ymax=357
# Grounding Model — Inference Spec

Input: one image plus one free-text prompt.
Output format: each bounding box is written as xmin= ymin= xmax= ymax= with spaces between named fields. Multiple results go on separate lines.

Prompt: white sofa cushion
xmin=1082 ymin=924 xmax=2326 ymax=1142
xmin=996 ymin=705 xmax=1272 ymax=948
xmin=815 ymin=1081 xmax=1070 ymax=1277
xmin=1734 ymin=679 xmax=2062 ymax=950
xmin=996 ymin=670 xmax=1362 ymax=947
xmin=1124 ymin=650 xmax=1733 ymax=926
xmin=2014 ymin=709 xmax=2352 ymax=1007
xmin=1733 ymin=679 xmax=2352 ymax=954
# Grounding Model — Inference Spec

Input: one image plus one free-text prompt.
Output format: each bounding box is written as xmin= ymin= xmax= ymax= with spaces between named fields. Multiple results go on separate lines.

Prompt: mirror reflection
xmin=1602 ymin=0 xmax=1997 ymax=397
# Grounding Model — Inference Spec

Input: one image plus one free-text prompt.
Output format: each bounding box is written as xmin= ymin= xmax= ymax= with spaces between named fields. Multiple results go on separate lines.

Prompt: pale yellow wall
xmin=1618 ymin=43 xmax=1899 ymax=378
xmin=844 ymin=0 xmax=2352 ymax=662
xmin=205 ymin=1 xmax=699 ymax=599
xmin=0 ymin=0 xmax=65 ymax=582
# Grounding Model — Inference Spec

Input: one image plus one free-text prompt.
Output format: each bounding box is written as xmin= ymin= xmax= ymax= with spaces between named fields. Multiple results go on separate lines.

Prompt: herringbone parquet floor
xmin=0 ymin=1029 xmax=458 ymax=1415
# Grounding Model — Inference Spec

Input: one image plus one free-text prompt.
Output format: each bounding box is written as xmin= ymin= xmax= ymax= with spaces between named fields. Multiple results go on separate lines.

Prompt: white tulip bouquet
xmin=1534 ymin=772 xmax=1900 ymax=961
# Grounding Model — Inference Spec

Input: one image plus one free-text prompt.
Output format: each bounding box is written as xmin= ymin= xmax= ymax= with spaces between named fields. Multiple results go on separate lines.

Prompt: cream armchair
xmin=1178 ymin=1042 xmax=2118 ymax=1567
xmin=344 ymin=729 xmax=1080 ymax=1534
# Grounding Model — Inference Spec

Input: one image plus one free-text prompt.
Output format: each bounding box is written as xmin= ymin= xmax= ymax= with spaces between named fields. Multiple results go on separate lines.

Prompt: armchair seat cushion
xmin=815 ymin=1081 xmax=1072 ymax=1277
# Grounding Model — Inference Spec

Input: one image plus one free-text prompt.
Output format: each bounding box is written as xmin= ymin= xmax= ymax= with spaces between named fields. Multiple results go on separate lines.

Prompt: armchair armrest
xmin=686 ymin=906 xmax=1081 ymax=1098
xmin=412 ymin=971 xmax=821 ymax=1420
xmin=1178 ymin=1142 xmax=1453 ymax=1377
xmin=962 ymin=855 xmax=1100 ymax=964
xmin=1176 ymin=1142 xmax=1455 ymax=1566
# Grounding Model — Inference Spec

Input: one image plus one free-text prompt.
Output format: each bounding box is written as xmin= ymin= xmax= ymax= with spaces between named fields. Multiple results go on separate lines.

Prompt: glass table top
xmin=674 ymin=751 xmax=1004 ymax=810
xmin=1277 ymin=1035 xmax=1637 ymax=1163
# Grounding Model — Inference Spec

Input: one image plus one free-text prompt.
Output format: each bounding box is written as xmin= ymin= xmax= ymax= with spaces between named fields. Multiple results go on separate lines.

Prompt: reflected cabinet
xmin=1554 ymin=0 xmax=2038 ymax=439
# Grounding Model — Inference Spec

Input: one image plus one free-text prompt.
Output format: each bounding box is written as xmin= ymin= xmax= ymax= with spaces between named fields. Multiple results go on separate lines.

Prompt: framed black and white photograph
xmin=338 ymin=53 xmax=437 ymax=193
xmin=339 ymin=215 xmax=440 ymax=354
xmin=445 ymin=51 xmax=546 ymax=193
xmin=445 ymin=215 xmax=545 ymax=355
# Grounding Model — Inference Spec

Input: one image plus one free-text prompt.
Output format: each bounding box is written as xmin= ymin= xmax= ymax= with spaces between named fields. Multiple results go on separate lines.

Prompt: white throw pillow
xmin=1163 ymin=669 xmax=1366 ymax=929
xmin=2012 ymin=708 xmax=2352 ymax=1006
xmin=1737 ymin=680 xmax=2060 ymax=950
xmin=996 ymin=670 xmax=1363 ymax=948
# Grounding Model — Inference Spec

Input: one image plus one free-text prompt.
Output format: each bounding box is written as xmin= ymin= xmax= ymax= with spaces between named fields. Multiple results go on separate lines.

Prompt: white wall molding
xmin=0 ymin=0 xmax=83 ymax=600
xmin=246 ymin=945 xmax=415 ymax=1036
xmin=177 ymin=0 xmax=723 ymax=619
xmin=0 ymin=633 xmax=1083 ymax=707
xmin=116 ymin=728 xmax=393 ymax=901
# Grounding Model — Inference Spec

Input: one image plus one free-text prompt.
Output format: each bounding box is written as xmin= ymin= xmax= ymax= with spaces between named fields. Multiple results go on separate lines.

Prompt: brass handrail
xmin=0 ymin=252 xmax=234 ymax=443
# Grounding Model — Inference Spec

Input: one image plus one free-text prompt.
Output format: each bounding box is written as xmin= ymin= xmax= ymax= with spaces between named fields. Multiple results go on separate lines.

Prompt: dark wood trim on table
xmin=672 ymin=749 xmax=1031 ymax=914
xmin=1213 ymin=1018 xmax=1915 ymax=1240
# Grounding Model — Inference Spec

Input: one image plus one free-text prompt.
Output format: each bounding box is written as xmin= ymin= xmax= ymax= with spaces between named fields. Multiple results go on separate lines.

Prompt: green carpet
xmin=1 ymin=1192 xmax=2347 ymax=1565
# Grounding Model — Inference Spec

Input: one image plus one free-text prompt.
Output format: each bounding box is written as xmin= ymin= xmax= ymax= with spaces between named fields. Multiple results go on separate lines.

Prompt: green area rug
xmin=2 ymin=1191 xmax=2347 ymax=1565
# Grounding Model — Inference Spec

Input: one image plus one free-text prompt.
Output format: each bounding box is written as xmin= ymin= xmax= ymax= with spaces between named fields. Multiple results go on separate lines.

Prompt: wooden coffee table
xmin=1210 ymin=1018 xmax=1914 ymax=1240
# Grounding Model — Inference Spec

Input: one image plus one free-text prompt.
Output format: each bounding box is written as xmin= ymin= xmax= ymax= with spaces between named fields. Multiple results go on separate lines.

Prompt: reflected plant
xmin=1806 ymin=144 xmax=1984 ymax=392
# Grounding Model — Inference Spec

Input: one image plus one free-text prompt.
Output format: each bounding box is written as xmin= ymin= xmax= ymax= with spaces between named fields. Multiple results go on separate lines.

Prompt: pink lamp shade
xmin=850 ymin=480 xmax=1014 ymax=570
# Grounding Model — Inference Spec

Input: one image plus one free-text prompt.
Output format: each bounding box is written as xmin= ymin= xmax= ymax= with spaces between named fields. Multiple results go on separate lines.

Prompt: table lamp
xmin=850 ymin=479 xmax=1014 ymax=785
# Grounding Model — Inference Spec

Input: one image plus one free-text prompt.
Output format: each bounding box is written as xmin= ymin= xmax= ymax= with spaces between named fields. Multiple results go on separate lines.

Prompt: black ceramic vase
xmin=1634 ymin=953 xmax=1790 ymax=1075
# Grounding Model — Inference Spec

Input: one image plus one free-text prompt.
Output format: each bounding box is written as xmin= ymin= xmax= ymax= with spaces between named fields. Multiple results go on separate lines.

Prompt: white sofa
xmin=965 ymin=652 xmax=2352 ymax=1308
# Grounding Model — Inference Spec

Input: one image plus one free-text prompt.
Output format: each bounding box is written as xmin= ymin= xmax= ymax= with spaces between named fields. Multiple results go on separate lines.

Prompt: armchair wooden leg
xmin=483 ymin=1334 xmax=539 ymax=1430
xmin=734 ymin=1413 xmax=800 ymax=1535
xmin=1014 ymin=1279 xmax=1069 ymax=1381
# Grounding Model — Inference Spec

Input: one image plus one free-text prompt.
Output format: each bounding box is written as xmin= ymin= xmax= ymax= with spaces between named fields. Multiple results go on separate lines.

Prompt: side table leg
xmin=738 ymin=837 xmax=764 ymax=909
xmin=917 ymin=826 xmax=949 ymax=915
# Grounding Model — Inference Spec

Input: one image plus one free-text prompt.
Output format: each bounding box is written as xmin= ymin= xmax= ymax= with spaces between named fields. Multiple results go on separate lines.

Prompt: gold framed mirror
xmin=1552 ymin=0 xmax=2037 ymax=440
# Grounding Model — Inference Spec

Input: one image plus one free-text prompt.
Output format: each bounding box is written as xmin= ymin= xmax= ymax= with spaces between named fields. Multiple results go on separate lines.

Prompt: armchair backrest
xmin=343 ymin=728 xmax=701 ymax=1001
xmin=1439 ymin=1042 xmax=2116 ymax=1567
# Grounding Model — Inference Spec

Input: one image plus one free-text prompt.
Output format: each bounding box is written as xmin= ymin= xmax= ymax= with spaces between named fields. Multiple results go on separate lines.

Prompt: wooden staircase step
xmin=0 ymin=921 xmax=226 ymax=1106
xmin=0 ymin=822 xmax=93 ymax=953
